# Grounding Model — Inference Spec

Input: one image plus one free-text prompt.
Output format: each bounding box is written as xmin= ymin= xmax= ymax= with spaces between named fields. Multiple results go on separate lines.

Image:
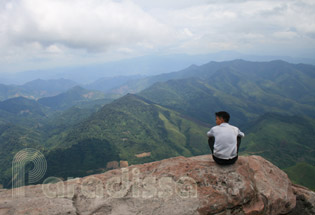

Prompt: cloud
xmin=1 ymin=0 xmax=174 ymax=52
xmin=150 ymin=0 xmax=315 ymax=54
xmin=0 ymin=0 xmax=314 ymax=73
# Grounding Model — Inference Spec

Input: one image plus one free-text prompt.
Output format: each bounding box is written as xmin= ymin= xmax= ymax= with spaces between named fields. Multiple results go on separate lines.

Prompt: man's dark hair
xmin=215 ymin=111 xmax=230 ymax=123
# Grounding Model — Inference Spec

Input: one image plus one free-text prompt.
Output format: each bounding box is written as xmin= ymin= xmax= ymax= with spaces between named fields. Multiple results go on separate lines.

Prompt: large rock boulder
xmin=0 ymin=155 xmax=314 ymax=215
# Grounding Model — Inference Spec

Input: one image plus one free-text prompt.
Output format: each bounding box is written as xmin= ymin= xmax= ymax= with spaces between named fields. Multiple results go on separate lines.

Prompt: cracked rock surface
xmin=0 ymin=155 xmax=314 ymax=215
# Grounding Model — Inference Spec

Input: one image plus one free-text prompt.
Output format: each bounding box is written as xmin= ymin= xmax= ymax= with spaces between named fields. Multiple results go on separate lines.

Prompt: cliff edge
xmin=0 ymin=155 xmax=314 ymax=215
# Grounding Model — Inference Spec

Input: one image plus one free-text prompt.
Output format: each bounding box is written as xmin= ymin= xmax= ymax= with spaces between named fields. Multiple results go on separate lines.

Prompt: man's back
xmin=207 ymin=123 xmax=245 ymax=160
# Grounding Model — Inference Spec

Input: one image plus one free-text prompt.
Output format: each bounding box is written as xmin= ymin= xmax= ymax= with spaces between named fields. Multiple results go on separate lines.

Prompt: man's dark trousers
xmin=208 ymin=136 xmax=241 ymax=165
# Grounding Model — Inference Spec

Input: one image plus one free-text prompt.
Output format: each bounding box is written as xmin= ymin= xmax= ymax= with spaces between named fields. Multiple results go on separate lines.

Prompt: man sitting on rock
xmin=207 ymin=111 xmax=244 ymax=165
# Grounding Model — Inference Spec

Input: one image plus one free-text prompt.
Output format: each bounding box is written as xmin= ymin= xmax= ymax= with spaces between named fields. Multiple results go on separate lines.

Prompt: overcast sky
xmin=0 ymin=0 xmax=315 ymax=73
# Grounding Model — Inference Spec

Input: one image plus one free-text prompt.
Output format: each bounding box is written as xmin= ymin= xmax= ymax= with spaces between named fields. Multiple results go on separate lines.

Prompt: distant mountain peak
xmin=36 ymin=85 xmax=106 ymax=110
xmin=23 ymin=78 xmax=77 ymax=86
xmin=68 ymin=85 xmax=87 ymax=92
xmin=109 ymin=93 xmax=154 ymax=107
xmin=187 ymin=64 xmax=198 ymax=69
xmin=2 ymin=96 xmax=34 ymax=102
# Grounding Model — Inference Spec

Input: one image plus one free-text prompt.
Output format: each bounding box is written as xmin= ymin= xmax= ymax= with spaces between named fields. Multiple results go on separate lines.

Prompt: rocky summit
xmin=0 ymin=155 xmax=314 ymax=215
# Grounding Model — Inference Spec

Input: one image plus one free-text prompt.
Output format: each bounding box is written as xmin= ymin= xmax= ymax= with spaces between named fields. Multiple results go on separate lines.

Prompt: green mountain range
xmin=0 ymin=93 xmax=210 ymax=187
xmin=0 ymin=59 xmax=314 ymax=191
xmin=41 ymin=93 xmax=210 ymax=181
xmin=139 ymin=60 xmax=315 ymax=125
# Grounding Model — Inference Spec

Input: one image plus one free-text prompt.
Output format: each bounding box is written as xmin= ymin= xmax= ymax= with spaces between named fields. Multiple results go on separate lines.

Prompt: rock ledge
xmin=0 ymin=155 xmax=314 ymax=215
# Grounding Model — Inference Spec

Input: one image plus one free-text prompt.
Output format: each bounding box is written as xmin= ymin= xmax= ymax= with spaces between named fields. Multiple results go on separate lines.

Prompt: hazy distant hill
xmin=0 ymin=78 xmax=78 ymax=101
xmin=0 ymin=96 xmax=51 ymax=127
xmin=22 ymin=78 xmax=78 ymax=97
xmin=84 ymin=75 xmax=143 ymax=93
xmin=0 ymin=84 xmax=112 ymax=128
xmin=2 ymin=51 xmax=314 ymax=85
xmin=0 ymin=96 xmax=46 ymax=116
xmin=37 ymin=86 xmax=107 ymax=110
xmin=108 ymin=63 xmax=223 ymax=95
xmin=109 ymin=59 xmax=315 ymax=98
xmin=0 ymin=83 xmax=18 ymax=101
xmin=40 ymin=98 xmax=113 ymax=145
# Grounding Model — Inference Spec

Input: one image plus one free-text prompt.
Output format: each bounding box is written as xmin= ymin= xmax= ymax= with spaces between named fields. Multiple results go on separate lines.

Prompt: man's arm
xmin=207 ymin=128 xmax=214 ymax=137
xmin=238 ymin=129 xmax=245 ymax=138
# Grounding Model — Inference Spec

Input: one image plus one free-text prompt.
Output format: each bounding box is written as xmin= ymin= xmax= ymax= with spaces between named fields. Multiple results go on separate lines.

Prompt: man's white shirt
xmin=207 ymin=123 xmax=245 ymax=159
